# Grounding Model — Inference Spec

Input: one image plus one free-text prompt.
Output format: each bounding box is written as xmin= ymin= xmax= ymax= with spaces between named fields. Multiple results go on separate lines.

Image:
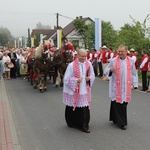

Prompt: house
xmin=61 ymin=16 xmax=94 ymax=47
xmin=31 ymin=16 xmax=94 ymax=48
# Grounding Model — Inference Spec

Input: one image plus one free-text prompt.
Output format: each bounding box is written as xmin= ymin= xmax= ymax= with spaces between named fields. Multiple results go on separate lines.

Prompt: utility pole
xmin=56 ymin=13 xmax=59 ymax=29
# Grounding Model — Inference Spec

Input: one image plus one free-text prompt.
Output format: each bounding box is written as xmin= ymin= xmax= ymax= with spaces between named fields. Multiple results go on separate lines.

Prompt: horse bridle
xmin=60 ymin=50 xmax=73 ymax=64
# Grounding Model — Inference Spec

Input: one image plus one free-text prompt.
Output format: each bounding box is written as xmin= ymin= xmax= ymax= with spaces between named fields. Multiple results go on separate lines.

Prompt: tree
xmin=116 ymin=15 xmax=150 ymax=55
xmin=129 ymin=14 xmax=150 ymax=38
xmin=73 ymin=19 xmax=95 ymax=50
xmin=116 ymin=23 xmax=142 ymax=49
xmin=36 ymin=22 xmax=51 ymax=29
xmin=74 ymin=19 xmax=118 ymax=50
xmin=102 ymin=21 xmax=118 ymax=49
xmin=0 ymin=26 xmax=12 ymax=46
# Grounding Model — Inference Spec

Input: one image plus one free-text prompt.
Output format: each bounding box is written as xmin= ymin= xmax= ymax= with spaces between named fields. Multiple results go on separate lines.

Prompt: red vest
xmin=140 ymin=54 xmax=149 ymax=71
xmin=97 ymin=52 xmax=102 ymax=60
xmin=47 ymin=42 xmax=51 ymax=50
xmin=102 ymin=50 xmax=108 ymax=63
xmin=87 ymin=52 xmax=91 ymax=60
xmin=107 ymin=52 xmax=113 ymax=59
xmin=92 ymin=52 xmax=97 ymax=61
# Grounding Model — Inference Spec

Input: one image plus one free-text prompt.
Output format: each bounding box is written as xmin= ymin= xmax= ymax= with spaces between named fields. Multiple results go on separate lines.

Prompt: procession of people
xmin=0 ymin=41 xmax=150 ymax=133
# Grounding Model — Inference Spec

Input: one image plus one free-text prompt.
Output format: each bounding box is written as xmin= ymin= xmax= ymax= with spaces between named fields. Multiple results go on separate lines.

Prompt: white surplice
xmin=104 ymin=56 xmax=138 ymax=103
xmin=63 ymin=60 xmax=95 ymax=107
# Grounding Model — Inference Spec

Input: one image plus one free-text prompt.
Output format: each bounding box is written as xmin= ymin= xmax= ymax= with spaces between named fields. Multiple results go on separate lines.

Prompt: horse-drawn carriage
xmin=27 ymin=41 xmax=73 ymax=92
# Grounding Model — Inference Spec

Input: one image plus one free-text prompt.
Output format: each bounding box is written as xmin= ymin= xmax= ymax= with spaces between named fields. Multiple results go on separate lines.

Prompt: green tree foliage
xmin=116 ymin=15 xmax=150 ymax=55
xmin=116 ymin=23 xmax=142 ymax=49
xmin=0 ymin=26 xmax=12 ymax=46
xmin=102 ymin=21 xmax=118 ymax=49
xmin=129 ymin=14 xmax=150 ymax=38
xmin=73 ymin=19 xmax=118 ymax=50
xmin=73 ymin=19 xmax=95 ymax=50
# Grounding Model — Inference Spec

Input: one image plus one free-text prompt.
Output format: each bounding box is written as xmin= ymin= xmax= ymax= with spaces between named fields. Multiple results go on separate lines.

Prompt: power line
xmin=0 ymin=11 xmax=55 ymax=16
xmin=0 ymin=15 xmax=51 ymax=24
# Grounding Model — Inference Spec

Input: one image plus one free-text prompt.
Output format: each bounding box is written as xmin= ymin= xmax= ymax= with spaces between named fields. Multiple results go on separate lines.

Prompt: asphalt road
xmin=4 ymin=77 xmax=150 ymax=150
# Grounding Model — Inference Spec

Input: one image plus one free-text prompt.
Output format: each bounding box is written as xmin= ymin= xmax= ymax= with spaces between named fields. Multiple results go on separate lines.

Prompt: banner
xmin=59 ymin=29 xmax=62 ymax=48
xmin=40 ymin=34 xmax=43 ymax=42
xmin=14 ymin=40 xmax=16 ymax=48
xmin=24 ymin=38 xmax=27 ymax=48
xmin=95 ymin=18 xmax=102 ymax=51
xmin=57 ymin=30 xmax=60 ymax=49
xmin=17 ymin=39 xmax=20 ymax=48
xmin=31 ymin=36 xmax=34 ymax=47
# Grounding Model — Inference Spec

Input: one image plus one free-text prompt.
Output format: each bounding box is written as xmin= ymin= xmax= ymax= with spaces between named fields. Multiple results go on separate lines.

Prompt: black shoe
xmin=81 ymin=127 xmax=90 ymax=133
xmin=120 ymin=125 xmax=127 ymax=130
xmin=67 ymin=124 xmax=73 ymax=128
xmin=113 ymin=121 xmax=117 ymax=125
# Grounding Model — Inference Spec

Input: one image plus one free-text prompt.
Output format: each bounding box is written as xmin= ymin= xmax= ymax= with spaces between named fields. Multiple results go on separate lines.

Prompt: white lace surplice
xmin=63 ymin=61 xmax=95 ymax=107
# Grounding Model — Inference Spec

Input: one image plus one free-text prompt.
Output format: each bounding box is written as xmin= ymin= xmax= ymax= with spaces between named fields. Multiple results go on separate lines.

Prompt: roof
xmin=31 ymin=29 xmax=52 ymax=35
xmin=45 ymin=27 xmax=58 ymax=39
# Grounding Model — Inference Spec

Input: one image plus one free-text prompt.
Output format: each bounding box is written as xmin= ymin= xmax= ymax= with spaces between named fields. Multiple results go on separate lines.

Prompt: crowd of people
xmin=0 ymin=47 xmax=33 ymax=80
xmin=0 ymin=42 xmax=150 ymax=133
xmin=85 ymin=45 xmax=150 ymax=92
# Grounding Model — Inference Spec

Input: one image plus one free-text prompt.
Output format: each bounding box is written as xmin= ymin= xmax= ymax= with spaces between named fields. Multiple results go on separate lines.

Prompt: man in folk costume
xmin=91 ymin=49 xmax=98 ymax=76
xmin=97 ymin=47 xmax=103 ymax=77
xmin=63 ymin=48 xmax=95 ymax=133
xmin=147 ymin=58 xmax=150 ymax=92
xmin=86 ymin=49 xmax=92 ymax=62
xmin=129 ymin=48 xmax=139 ymax=71
xmin=104 ymin=45 xmax=138 ymax=130
xmin=139 ymin=49 xmax=149 ymax=91
xmin=101 ymin=45 xmax=109 ymax=80
xmin=107 ymin=47 xmax=114 ymax=63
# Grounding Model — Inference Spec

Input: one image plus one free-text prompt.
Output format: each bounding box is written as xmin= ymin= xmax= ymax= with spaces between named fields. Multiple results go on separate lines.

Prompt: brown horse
xmin=53 ymin=48 xmax=73 ymax=87
xmin=33 ymin=42 xmax=53 ymax=92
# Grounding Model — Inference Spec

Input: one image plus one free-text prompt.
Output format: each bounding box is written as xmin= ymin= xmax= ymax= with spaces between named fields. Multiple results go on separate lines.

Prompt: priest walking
xmin=63 ymin=48 xmax=95 ymax=133
xmin=104 ymin=45 xmax=138 ymax=130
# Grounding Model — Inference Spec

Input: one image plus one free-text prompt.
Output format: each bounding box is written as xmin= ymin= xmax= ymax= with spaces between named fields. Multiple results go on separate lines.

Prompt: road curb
xmin=0 ymin=77 xmax=21 ymax=150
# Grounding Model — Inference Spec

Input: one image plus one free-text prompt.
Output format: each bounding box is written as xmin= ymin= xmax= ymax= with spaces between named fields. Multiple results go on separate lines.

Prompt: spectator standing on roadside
xmin=139 ymin=49 xmax=149 ymax=91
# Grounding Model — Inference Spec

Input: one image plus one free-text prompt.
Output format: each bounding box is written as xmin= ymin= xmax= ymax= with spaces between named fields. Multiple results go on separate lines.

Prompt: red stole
xmin=73 ymin=59 xmax=91 ymax=110
xmin=115 ymin=56 xmax=132 ymax=103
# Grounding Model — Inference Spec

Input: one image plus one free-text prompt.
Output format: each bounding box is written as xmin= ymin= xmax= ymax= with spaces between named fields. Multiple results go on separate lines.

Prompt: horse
xmin=33 ymin=42 xmax=53 ymax=92
xmin=53 ymin=48 xmax=73 ymax=87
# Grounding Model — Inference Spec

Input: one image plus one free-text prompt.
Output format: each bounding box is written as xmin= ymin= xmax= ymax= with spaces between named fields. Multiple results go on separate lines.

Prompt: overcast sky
xmin=0 ymin=0 xmax=150 ymax=38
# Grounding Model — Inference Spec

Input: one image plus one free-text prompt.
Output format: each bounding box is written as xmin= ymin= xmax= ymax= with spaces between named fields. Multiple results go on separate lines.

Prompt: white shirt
xmin=140 ymin=57 xmax=148 ymax=69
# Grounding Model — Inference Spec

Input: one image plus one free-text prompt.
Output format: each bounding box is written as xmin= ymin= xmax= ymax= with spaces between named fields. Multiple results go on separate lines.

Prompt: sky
xmin=0 ymin=0 xmax=150 ymax=38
